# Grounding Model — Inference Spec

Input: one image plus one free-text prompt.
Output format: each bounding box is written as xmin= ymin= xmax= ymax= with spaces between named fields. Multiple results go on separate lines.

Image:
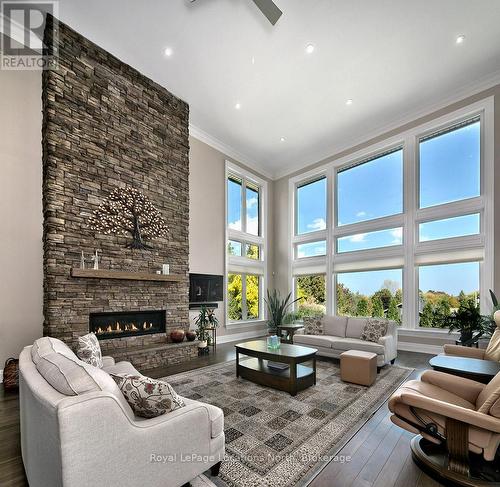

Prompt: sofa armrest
xmin=378 ymin=335 xmax=398 ymax=363
xmin=421 ymin=370 xmax=485 ymax=404
xmin=57 ymin=392 xmax=223 ymax=487
xmin=443 ymin=344 xmax=485 ymax=359
xmin=400 ymin=391 xmax=500 ymax=433
xmin=101 ymin=356 xmax=115 ymax=368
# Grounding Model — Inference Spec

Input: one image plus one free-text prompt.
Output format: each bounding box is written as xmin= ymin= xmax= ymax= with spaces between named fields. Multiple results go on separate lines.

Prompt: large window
xmin=337 ymin=149 xmax=403 ymax=226
xmin=418 ymin=262 xmax=480 ymax=328
xmin=296 ymin=177 xmax=327 ymax=235
xmin=226 ymin=164 xmax=266 ymax=323
xmin=336 ymin=269 xmax=402 ymax=322
xmin=419 ymin=119 xmax=480 ymax=208
xmin=289 ymin=99 xmax=493 ymax=330
xmin=295 ymin=275 xmax=326 ymax=318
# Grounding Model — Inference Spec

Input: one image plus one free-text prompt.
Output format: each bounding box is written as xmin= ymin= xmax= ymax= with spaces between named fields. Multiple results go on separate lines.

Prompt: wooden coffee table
xmin=429 ymin=355 xmax=500 ymax=384
xmin=235 ymin=340 xmax=317 ymax=396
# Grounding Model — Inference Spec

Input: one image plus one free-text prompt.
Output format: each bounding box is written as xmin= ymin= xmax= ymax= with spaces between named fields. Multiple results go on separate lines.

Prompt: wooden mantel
xmin=70 ymin=268 xmax=184 ymax=282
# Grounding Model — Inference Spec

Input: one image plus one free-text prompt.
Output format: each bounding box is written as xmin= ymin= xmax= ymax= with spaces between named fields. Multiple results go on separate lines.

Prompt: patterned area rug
xmin=166 ymin=358 xmax=412 ymax=487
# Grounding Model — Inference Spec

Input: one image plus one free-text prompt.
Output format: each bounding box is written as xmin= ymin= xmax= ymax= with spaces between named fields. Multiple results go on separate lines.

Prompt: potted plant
xmin=481 ymin=290 xmax=500 ymax=339
xmin=195 ymin=305 xmax=219 ymax=348
xmin=445 ymin=298 xmax=483 ymax=344
xmin=265 ymin=289 xmax=302 ymax=334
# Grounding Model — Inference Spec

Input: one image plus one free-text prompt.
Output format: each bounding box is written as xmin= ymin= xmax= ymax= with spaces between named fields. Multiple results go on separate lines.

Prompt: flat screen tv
xmin=189 ymin=273 xmax=223 ymax=303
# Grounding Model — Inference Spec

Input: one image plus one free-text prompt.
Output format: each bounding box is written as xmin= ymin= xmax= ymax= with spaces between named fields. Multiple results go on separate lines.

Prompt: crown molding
xmin=272 ymin=68 xmax=500 ymax=180
xmin=189 ymin=124 xmax=273 ymax=180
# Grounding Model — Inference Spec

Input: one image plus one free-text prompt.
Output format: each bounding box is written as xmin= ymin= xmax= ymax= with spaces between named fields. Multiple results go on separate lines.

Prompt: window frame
xmin=225 ymin=161 xmax=267 ymax=326
xmin=288 ymin=97 xmax=494 ymax=330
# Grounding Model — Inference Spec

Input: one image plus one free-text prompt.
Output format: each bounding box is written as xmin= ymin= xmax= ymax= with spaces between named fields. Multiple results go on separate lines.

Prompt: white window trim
xmin=225 ymin=161 xmax=268 ymax=327
xmin=288 ymin=97 xmax=494 ymax=331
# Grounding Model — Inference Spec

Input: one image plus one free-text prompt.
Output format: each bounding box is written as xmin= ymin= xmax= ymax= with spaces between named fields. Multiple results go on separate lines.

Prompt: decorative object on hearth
xmin=162 ymin=263 xmax=170 ymax=275
xmin=265 ymin=289 xmax=301 ymax=334
xmin=170 ymin=329 xmax=185 ymax=343
xmin=195 ymin=305 xmax=219 ymax=349
xmin=80 ymin=251 xmax=86 ymax=269
xmin=75 ymin=332 xmax=103 ymax=368
xmin=89 ymin=186 xmax=169 ymax=250
xmin=91 ymin=249 xmax=100 ymax=270
xmin=3 ymin=357 xmax=19 ymax=390
xmin=111 ymin=374 xmax=185 ymax=418
xmin=186 ymin=330 xmax=197 ymax=341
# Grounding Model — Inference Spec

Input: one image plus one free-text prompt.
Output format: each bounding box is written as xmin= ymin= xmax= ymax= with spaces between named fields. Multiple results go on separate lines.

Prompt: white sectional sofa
xmin=293 ymin=315 xmax=398 ymax=367
xmin=19 ymin=337 xmax=225 ymax=487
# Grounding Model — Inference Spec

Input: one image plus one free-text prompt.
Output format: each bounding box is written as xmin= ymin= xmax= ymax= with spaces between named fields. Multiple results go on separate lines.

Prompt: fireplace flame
xmin=93 ymin=317 xmax=159 ymax=336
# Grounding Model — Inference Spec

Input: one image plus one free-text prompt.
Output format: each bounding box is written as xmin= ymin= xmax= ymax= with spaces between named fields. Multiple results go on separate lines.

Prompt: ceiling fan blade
xmin=252 ymin=0 xmax=282 ymax=25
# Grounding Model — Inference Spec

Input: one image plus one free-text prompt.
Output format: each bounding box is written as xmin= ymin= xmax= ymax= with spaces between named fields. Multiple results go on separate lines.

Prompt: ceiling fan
xmin=190 ymin=0 xmax=283 ymax=26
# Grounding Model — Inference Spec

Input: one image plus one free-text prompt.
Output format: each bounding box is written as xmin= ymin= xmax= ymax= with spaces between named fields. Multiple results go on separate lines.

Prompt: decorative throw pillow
xmin=75 ymin=332 xmax=103 ymax=368
xmin=360 ymin=318 xmax=388 ymax=343
xmin=111 ymin=374 xmax=185 ymax=418
xmin=303 ymin=317 xmax=324 ymax=335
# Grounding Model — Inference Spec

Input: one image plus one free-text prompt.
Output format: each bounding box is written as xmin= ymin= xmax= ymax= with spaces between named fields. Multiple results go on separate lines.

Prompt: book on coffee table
xmin=267 ymin=361 xmax=289 ymax=370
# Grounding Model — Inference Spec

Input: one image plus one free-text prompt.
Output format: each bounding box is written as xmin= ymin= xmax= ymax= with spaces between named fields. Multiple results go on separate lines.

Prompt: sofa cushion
xmin=75 ymin=332 xmax=103 ymax=368
xmin=322 ymin=315 xmax=348 ymax=337
xmin=330 ymin=337 xmax=385 ymax=355
xmin=361 ymin=318 xmax=388 ymax=343
xmin=484 ymin=329 xmax=500 ymax=362
xmin=111 ymin=374 xmax=185 ymax=418
xmin=294 ymin=334 xmax=335 ymax=349
xmin=31 ymin=336 xmax=78 ymax=364
xmin=35 ymin=351 xmax=123 ymax=397
xmin=346 ymin=317 xmax=368 ymax=339
xmin=303 ymin=317 xmax=324 ymax=335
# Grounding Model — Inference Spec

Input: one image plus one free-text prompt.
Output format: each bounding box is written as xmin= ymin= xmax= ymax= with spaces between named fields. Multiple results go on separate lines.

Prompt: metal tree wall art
xmin=89 ymin=187 xmax=169 ymax=250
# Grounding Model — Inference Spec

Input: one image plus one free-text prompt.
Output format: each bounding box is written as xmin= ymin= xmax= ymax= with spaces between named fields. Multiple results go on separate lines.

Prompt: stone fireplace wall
xmin=42 ymin=17 xmax=191 ymax=363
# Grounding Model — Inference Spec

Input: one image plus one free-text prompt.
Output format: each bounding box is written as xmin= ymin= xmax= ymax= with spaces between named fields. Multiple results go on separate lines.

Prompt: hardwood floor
xmin=0 ymin=344 xmax=441 ymax=487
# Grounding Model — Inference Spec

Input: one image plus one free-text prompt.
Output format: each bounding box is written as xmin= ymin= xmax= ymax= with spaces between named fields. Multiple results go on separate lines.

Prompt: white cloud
xmin=246 ymin=197 xmax=258 ymax=209
xmin=228 ymin=220 xmax=241 ymax=231
xmin=356 ymin=211 xmax=367 ymax=217
xmin=348 ymin=233 xmax=367 ymax=243
xmin=247 ymin=216 xmax=259 ymax=236
xmin=307 ymin=218 xmax=326 ymax=231
xmin=228 ymin=216 xmax=259 ymax=235
xmin=391 ymin=228 xmax=403 ymax=244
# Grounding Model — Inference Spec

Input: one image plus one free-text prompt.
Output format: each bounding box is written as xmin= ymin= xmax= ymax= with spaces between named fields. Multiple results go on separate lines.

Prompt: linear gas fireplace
xmin=89 ymin=310 xmax=166 ymax=340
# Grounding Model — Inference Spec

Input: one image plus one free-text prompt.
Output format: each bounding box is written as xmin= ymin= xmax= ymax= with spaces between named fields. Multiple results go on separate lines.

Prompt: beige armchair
xmin=388 ymin=370 xmax=500 ymax=485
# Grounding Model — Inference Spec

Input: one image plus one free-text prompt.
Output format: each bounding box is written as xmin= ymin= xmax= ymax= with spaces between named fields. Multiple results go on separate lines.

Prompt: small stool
xmin=340 ymin=350 xmax=377 ymax=386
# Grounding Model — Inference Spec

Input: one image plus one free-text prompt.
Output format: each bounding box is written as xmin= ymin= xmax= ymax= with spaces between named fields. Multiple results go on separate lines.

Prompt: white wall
xmin=188 ymin=136 xmax=272 ymax=339
xmin=0 ymin=70 xmax=43 ymax=368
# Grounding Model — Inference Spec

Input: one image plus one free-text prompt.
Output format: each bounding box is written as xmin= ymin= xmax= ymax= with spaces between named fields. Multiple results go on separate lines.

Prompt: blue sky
xmin=229 ymin=121 xmax=480 ymax=296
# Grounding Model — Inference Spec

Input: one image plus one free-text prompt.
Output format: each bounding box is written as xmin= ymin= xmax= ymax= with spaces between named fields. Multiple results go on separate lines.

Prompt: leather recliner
xmin=388 ymin=370 xmax=500 ymax=462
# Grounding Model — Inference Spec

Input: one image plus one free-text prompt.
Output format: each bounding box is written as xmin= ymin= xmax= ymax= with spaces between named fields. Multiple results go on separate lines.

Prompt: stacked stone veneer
xmin=42 ymin=17 xmax=196 ymax=369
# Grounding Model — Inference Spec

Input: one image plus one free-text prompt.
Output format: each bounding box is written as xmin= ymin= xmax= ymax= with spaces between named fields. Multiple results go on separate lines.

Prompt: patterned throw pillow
xmin=111 ymin=374 xmax=185 ymax=418
xmin=75 ymin=332 xmax=103 ymax=368
xmin=303 ymin=317 xmax=324 ymax=335
xmin=360 ymin=318 xmax=388 ymax=343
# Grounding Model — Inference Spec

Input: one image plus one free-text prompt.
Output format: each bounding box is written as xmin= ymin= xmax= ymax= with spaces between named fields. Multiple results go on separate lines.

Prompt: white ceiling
xmin=58 ymin=0 xmax=500 ymax=179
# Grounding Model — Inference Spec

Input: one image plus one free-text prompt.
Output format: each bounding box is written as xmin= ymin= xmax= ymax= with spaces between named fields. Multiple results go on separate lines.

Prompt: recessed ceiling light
xmin=251 ymin=56 xmax=256 ymax=65
xmin=235 ymin=103 xmax=241 ymax=110
xmin=164 ymin=47 xmax=173 ymax=57
xmin=346 ymin=99 xmax=353 ymax=105
xmin=456 ymin=35 xmax=466 ymax=44
xmin=280 ymin=137 xmax=286 ymax=142
xmin=305 ymin=43 xmax=315 ymax=54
